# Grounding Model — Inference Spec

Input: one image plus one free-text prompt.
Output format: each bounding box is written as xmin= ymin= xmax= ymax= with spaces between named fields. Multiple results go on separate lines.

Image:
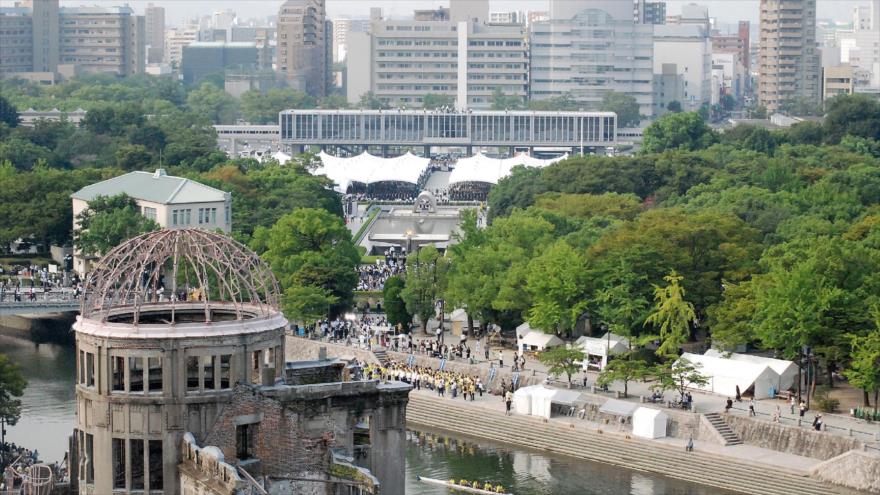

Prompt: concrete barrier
xmin=810 ymin=449 xmax=880 ymax=493
xmin=725 ymin=414 xmax=862 ymax=461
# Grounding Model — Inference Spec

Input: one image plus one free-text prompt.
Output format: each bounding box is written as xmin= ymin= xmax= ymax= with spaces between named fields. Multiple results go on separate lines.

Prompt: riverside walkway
xmin=0 ymin=290 xmax=80 ymax=316
xmin=406 ymin=391 xmax=852 ymax=495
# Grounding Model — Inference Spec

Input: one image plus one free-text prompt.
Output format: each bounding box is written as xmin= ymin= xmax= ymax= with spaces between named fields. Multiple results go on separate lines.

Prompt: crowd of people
xmin=449 ymin=183 xmax=491 ymax=202
xmin=356 ymin=258 xmax=405 ymax=291
xmin=364 ymin=360 xmax=486 ymax=401
xmin=0 ymin=442 xmax=67 ymax=491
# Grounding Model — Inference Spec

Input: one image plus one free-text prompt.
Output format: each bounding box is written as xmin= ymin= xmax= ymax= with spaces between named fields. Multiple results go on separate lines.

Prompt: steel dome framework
xmin=81 ymin=229 xmax=280 ymax=323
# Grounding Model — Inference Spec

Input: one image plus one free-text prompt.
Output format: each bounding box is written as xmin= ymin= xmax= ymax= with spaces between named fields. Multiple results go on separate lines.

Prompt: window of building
xmin=197 ymin=208 xmax=204 ymax=224
xmin=220 ymin=355 xmax=231 ymax=389
xmin=85 ymin=433 xmax=94 ymax=483
xmin=201 ymin=355 xmax=215 ymax=390
xmin=148 ymin=357 xmax=162 ymax=392
xmin=186 ymin=356 xmax=199 ymax=391
xmin=79 ymin=350 xmax=85 ymax=384
xmin=86 ymin=352 xmax=95 ymax=387
xmin=172 ymin=210 xmax=178 ymax=226
xmin=130 ymin=439 xmax=144 ymax=490
xmin=148 ymin=440 xmax=163 ymax=490
xmin=129 ymin=357 xmax=144 ymax=392
xmin=112 ymin=356 xmax=125 ymax=391
xmin=142 ymin=206 xmax=157 ymax=222
xmin=112 ymin=438 xmax=126 ymax=489
xmin=183 ymin=209 xmax=191 ymax=225
xmin=236 ymin=423 xmax=256 ymax=460
xmin=210 ymin=208 xmax=217 ymax=224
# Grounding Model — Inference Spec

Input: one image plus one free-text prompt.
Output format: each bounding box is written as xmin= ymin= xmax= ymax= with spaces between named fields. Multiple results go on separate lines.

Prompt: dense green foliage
xmin=382 ymin=276 xmax=412 ymax=329
xmin=0 ymin=354 xmax=27 ymax=429
xmin=463 ymin=96 xmax=880 ymax=404
xmin=74 ymin=194 xmax=160 ymax=256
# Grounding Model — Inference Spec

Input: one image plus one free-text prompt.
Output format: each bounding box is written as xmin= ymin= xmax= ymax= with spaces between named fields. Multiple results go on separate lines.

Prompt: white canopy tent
xmin=678 ymin=353 xmax=781 ymax=399
xmin=703 ymin=349 xmax=797 ymax=392
xmin=513 ymin=385 xmax=583 ymax=419
xmin=313 ymin=151 xmax=432 ymax=193
xmin=448 ymin=152 xmax=568 ymax=187
xmin=632 ymin=407 xmax=668 ymax=439
xmin=516 ymin=323 xmax=564 ymax=355
xmin=575 ymin=332 xmax=630 ymax=371
xmin=598 ymin=398 xmax=639 ymax=417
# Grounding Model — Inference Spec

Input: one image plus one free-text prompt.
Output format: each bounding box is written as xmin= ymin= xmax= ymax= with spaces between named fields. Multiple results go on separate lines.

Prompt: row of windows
xmin=112 ymin=438 xmax=163 ymax=491
xmin=171 ymin=207 xmax=224 ymax=227
xmin=282 ymin=113 xmax=615 ymax=143
xmin=111 ymin=356 xmax=162 ymax=393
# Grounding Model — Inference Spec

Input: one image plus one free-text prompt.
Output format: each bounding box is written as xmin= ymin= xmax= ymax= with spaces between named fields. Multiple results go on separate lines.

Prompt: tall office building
xmin=345 ymin=3 xmax=528 ymax=110
xmin=22 ymin=0 xmax=59 ymax=73
xmin=277 ymin=0 xmax=330 ymax=97
xmin=165 ymin=26 xmax=199 ymax=69
xmin=59 ymin=6 xmax=145 ymax=76
xmin=757 ymin=0 xmax=820 ymax=112
xmin=145 ymin=3 xmax=165 ymax=64
xmin=0 ymin=6 xmax=34 ymax=76
xmin=530 ymin=0 xmax=654 ymax=117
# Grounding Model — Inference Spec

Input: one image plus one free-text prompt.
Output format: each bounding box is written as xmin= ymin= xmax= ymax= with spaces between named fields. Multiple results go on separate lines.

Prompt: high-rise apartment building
xmin=1 ymin=1 xmax=144 ymax=79
xmin=145 ymin=3 xmax=165 ymax=64
xmin=346 ymin=2 xmax=528 ymax=110
xmin=0 ymin=7 xmax=34 ymax=76
xmin=758 ymin=0 xmax=820 ymax=112
xmin=530 ymin=0 xmax=654 ymax=117
xmin=22 ymin=0 xmax=59 ymax=73
xmin=58 ymin=6 xmax=145 ymax=76
xmin=165 ymin=26 xmax=199 ymax=69
xmin=277 ymin=0 xmax=330 ymax=97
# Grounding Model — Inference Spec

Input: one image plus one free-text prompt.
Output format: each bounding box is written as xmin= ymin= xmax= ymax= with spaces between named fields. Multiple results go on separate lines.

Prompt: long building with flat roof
xmin=279 ymin=109 xmax=617 ymax=155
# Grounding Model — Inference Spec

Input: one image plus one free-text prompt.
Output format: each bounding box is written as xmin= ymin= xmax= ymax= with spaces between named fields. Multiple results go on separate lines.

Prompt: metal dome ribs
xmin=81 ymin=229 xmax=280 ymax=324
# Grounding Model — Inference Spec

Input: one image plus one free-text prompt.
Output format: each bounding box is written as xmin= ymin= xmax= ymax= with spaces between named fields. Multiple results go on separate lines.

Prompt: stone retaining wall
xmin=725 ymin=414 xmax=862 ymax=461
xmin=810 ymin=449 xmax=880 ymax=493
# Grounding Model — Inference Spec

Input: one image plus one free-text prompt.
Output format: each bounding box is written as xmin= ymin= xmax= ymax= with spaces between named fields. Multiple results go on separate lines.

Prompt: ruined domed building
xmin=72 ymin=229 xmax=409 ymax=495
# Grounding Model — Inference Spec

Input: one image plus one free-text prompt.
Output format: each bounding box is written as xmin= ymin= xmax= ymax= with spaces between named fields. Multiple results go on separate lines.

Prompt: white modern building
xmin=346 ymin=1 xmax=528 ymax=110
xmin=530 ymin=0 xmax=655 ymax=117
xmin=653 ymin=23 xmax=712 ymax=112
xmin=830 ymin=1 xmax=880 ymax=91
xmin=71 ymin=169 xmax=231 ymax=275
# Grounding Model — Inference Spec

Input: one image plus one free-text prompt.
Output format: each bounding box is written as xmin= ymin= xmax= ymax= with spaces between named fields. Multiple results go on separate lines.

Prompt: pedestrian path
xmin=405 ymin=391 xmax=851 ymax=495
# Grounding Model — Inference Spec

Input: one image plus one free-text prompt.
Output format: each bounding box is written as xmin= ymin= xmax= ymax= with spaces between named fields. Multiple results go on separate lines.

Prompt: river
xmin=0 ymin=331 xmax=733 ymax=494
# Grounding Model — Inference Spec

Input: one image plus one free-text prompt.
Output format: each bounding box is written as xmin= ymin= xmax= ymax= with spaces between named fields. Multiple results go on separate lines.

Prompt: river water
xmin=1 ymin=331 xmax=732 ymax=494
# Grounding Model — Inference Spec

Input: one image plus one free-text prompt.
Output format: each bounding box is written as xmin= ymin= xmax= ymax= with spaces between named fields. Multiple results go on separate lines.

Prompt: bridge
xmin=0 ymin=292 xmax=80 ymax=316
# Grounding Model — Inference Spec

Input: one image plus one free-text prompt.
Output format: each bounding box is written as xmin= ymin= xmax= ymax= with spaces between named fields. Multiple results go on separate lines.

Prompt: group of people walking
xmin=364 ymin=360 xmax=486 ymax=401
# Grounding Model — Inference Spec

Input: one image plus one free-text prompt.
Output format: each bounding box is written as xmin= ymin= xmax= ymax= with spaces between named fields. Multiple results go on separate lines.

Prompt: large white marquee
xmin=447 ymin=152 xmax=568 ymax=186
xmin=314 ymin=151 xmax=432 ymax=192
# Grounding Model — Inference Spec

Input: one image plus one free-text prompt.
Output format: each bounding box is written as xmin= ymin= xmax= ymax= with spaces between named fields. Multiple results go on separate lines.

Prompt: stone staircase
xmin=372 ymin=348 xmax=391 ymax=366
xmin=704 ymin=412 xmax=744 ymax=446
xmin=406 ymin=394 xmax=844 ymax=495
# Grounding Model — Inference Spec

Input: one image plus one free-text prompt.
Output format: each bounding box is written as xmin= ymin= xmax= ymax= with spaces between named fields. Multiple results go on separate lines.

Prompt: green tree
xmin=401 ymin=246 xmax=450 ymax=333
xmin=597 ymin=353 xmax=651 ymax=397
xmin=490 ymin=88 xmax=523 ymax=110
xmin=844 ymin=325 xmax=880 ymax=412
xmin=600 ymin=91 xmax=640 ymax=127
xmin=383 ymin=275 xmax=412 ymax=329
xmin=318 ymin=94 xmax=350 ymax=109
xmin=642 ymin=112 xmax=717 ymax=153
xmin=0 ymin=354 xmax=27 ymax=445
xmin=251 ymin=208 xmax=360 ymax=323
xmin=240 ymin=88 xmax=316 ymax=124
xmin=526 ymin=240 xmax=589 ymax=334
xmin=538 ymin=346 xmax=586 ymax=386
xmin=115 ymin=144 xmax=153 ymax=170
xmin=592 ymin=260 xmax=649 ymax=339
xmin=666 ymin=100 xmax=682 ymax=113
xmin=74 ymin=194 xmax=160 ymax=256
xmin=0 ymin=94 xmax=19 ymax=127
xmin=644 ymin=271 xmax=696 ymax=358
xmin=187 ymin=83 xmax=239 ymax=124
xmin=358 ymin=91 xmax=388 ymax=110
xmin=528 ymin=93 xmax=579 ymax=111
xmin=706 ymin=280 xmax=756 ymax=350
xmin=780 ymin=96 xmax=823 ymax=117
xmin=421 ymin=93 xmax=455 ymax=109
xmin=653 ymin=358 xmax=709 ymax=401
xmin=823 ymin=94 xmax=880 ymax=143
xmin=747 ymin=105 xmax=768 ymax=119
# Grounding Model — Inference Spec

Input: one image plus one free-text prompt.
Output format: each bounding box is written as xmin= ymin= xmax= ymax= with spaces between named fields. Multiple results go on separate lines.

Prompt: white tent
xmin=703 ymin=349 xmax=797 ymax=392
xmin=448 ymin=152 xmax=568 ymax=187
xmin=632 ymin=407 xmax=668 ymax=439
xmin=598 ymin=398 xmax=639 ymax=417
xmin=575 ymin=332 xmax=630 ymax=371
xmin=516 ymin=323 xmax=564 ymax=355
xmin=512 ymin=385 xmax=536 ymax=416
xmin=678 ymin=352 xmax=781 ymax=399
xmin=313 ymin=151 xmax=431 ymax=192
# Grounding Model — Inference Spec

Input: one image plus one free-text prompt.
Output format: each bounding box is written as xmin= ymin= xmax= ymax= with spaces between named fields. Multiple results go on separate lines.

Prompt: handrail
xmin=236 ymin=466 xmax=268 ymax=495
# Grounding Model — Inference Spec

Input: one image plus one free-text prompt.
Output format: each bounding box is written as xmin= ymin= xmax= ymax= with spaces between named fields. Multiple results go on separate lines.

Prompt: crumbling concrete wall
xmin=725 ymin=414 xmax=862 ymax=460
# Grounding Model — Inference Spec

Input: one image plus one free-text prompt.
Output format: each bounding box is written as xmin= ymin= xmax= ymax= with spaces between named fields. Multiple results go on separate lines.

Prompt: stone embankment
xmin=810 ymin=450 xmax=880 ymax=493
xmin=406 ymin=393 xmax=845 ymax=495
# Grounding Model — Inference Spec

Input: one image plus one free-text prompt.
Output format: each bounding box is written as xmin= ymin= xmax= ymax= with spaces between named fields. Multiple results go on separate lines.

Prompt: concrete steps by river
xmin=406 ymin=393 xmax=847 ymax=495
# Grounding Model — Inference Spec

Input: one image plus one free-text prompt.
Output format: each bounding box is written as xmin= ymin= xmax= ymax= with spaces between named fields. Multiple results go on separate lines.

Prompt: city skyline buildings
xmin=57 ymin=0 xmax=870 ymax=27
